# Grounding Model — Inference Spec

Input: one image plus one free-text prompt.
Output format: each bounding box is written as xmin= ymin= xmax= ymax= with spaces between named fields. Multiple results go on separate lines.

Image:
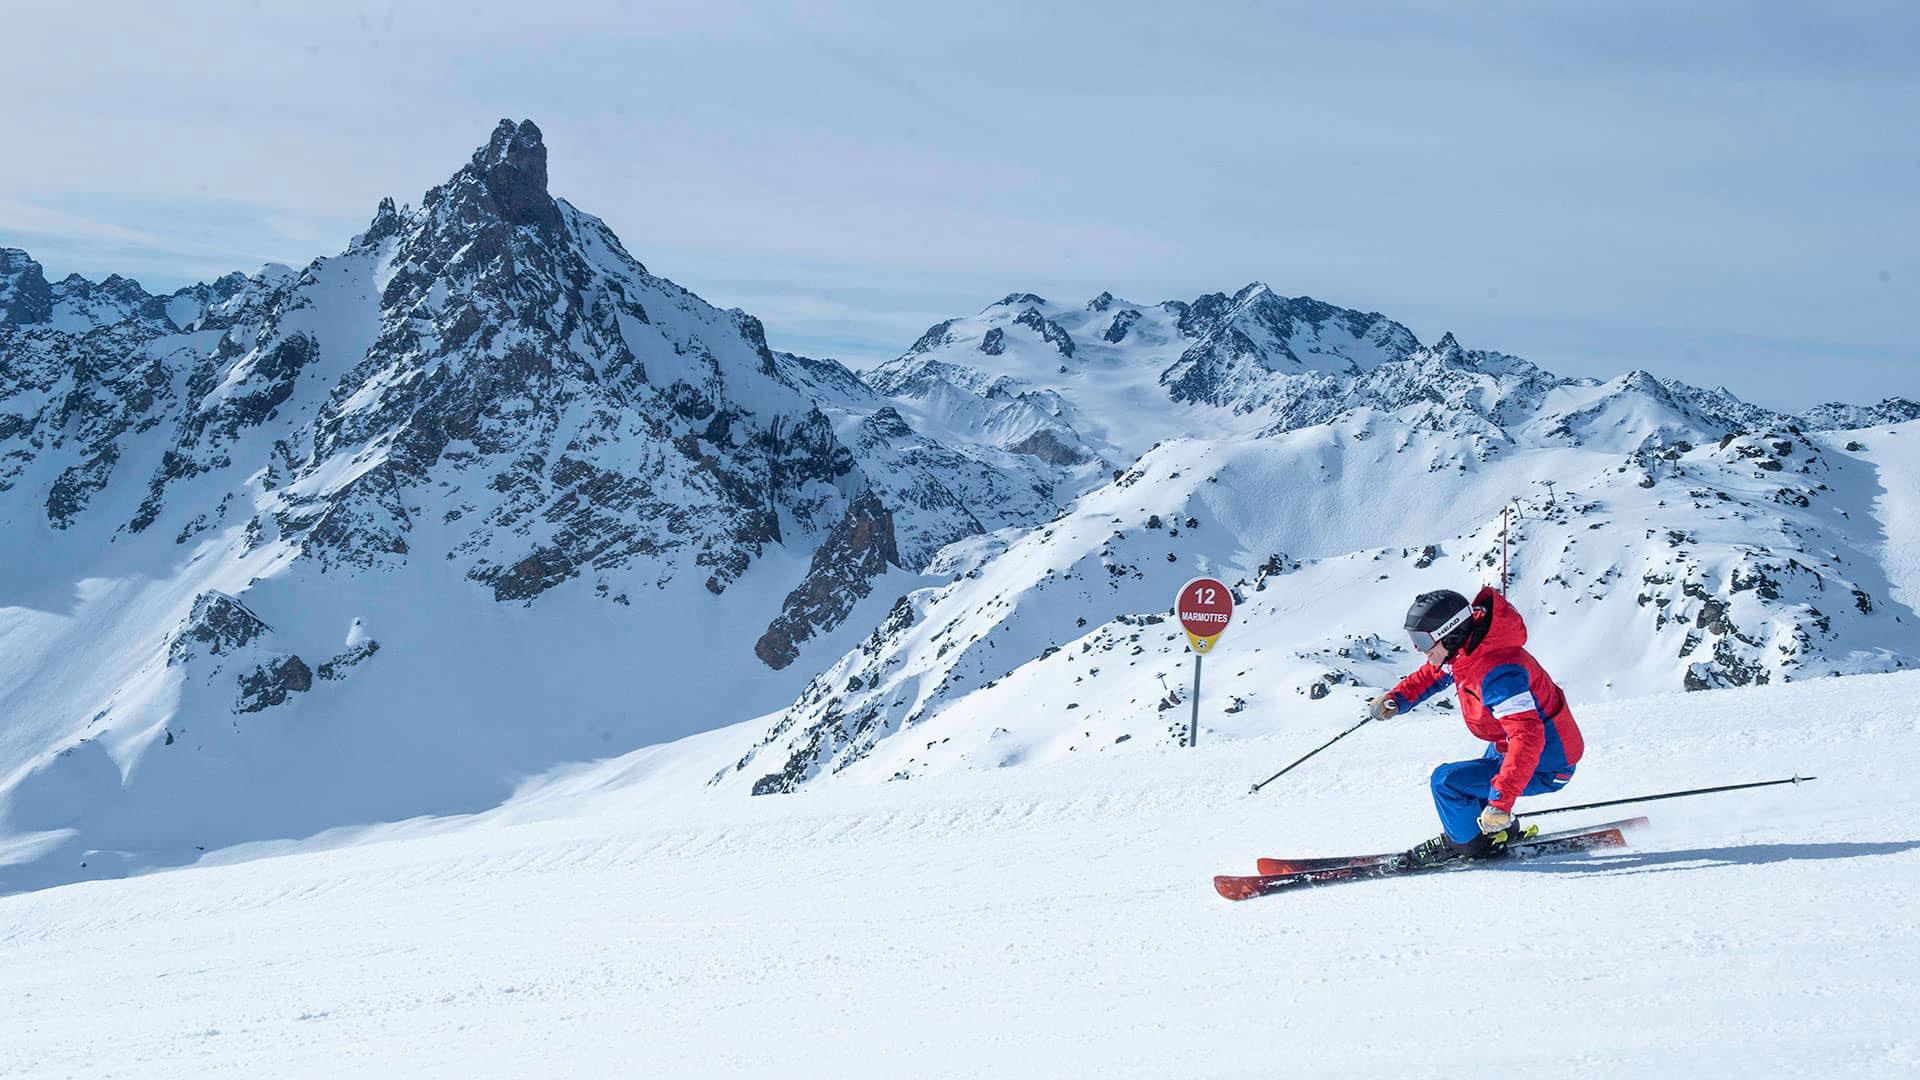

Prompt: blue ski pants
xmin=1431 ymin=744 xmax=1575 ymax=843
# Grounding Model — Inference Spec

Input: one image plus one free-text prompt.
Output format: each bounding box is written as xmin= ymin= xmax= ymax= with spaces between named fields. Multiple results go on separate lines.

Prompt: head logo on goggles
xmin=1410 ymin=603 xmax=1475 ymax=651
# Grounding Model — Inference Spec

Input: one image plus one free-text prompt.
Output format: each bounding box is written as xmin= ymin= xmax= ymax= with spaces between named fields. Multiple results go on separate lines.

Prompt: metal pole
xmin=1188 ymin=653 xmax=1202 ymax=748
xmin=1501 ymin=506 xmax=1509 ymax=595
xmin=1527 ymin=775 xmax=1816 ymax=817
xmin=1249 ymin=715 xmax=1371 ymax=793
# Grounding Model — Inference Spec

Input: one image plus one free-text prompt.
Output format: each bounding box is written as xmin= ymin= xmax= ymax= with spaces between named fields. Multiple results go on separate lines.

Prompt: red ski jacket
xmin=1389 ymin=588 xmax=1584 ymax=809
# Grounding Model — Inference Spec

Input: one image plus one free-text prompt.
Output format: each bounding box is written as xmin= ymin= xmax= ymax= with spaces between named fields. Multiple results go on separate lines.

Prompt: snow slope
xmin=1842 ymin=423 xmax=1920 ymax=613
xmin=3 ymin=670 xmax=1916 ymax=1077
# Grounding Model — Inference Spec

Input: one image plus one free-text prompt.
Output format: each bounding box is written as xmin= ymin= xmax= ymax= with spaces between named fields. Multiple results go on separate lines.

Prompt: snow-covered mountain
xmin=864 ymin=289 xmax=1801 ymax=465
xmin=5 ymin=116 xmax=1918 ymax=891
xmin=723 ymin=419 xmax=1920 ymax=793
xmin=0 ymin=121 xmax=1076 ymax=891
xmin=722 ymin=291 xmax=1920 ymax=793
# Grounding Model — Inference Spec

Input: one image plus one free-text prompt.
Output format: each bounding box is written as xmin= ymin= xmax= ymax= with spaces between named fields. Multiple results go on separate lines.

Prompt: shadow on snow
xmin=1512 ymin=839 xmax=1920 ymax=878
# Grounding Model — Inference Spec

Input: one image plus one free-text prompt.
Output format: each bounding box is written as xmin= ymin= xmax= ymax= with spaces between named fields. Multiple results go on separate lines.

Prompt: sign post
xmin=1175 ymin=576 xmax=1234 ymax=748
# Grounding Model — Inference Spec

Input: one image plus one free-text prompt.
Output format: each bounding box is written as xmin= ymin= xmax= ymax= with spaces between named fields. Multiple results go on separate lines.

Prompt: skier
xmin=1368 ymin=587 xmax=1585 ymax=867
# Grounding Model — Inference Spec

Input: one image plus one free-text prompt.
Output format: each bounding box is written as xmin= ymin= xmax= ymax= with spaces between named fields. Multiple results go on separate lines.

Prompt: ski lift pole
xmin=1249 ymin=715 xmax=1371 ymax=794
xmin=1527 ymin=775 xmax=1817 ymax=817
xmin=1501 ymin=505 xmax=1509 ymax=595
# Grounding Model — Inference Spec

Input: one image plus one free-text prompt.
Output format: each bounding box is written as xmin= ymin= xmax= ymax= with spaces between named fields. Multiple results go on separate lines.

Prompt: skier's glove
xmin=1368 ymin=693 xmax=1399 ymax=721
xmin=1477 ymin=805 xmax=1513 ymax=834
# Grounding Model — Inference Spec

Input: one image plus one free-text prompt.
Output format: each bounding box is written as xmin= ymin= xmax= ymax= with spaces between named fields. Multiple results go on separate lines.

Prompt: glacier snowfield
xmin=4 ymin=670 xmax=1917 ymax=1078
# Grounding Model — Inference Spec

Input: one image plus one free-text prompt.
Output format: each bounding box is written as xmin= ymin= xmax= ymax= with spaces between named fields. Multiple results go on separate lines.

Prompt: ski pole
xmin=1249 ymin=716 xmax=1370 ymax=794
xmin=1526 ymin=775 xmax=1816 ymax=817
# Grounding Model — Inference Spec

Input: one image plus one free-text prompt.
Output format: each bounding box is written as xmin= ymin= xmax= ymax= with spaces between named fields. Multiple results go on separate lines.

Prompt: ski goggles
xmin=1407 ymin=604 xmax=1475 ymax=653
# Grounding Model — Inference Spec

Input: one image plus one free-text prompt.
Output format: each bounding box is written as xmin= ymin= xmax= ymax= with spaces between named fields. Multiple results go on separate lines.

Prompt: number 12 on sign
xmin=1175 ymin=577 xmax=1235 ymax=747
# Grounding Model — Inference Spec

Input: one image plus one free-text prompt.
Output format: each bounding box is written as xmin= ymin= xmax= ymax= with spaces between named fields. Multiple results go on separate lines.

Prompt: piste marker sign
xmin=1176 ymin=576 xmax=1234 ymax=653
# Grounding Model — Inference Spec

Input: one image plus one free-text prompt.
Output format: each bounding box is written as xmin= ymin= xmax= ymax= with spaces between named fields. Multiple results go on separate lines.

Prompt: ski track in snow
xmin=3 ymin=672 xmax=1919 ymax=1077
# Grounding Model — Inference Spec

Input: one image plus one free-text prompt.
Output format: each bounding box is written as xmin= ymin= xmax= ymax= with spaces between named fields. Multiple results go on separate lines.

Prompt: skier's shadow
xmin=1509 ymin=839 xmax=1920 ymax=878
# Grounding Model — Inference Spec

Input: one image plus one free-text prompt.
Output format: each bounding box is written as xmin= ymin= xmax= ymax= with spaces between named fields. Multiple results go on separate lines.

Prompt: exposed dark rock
xmin=362 ymin=197 xmax=403 ymax=245
xmin=1176 ymin=291 xmax=1234 ymax=337
xmin=484 ymin=545 xmax=581 ymax=603
xmin=1730 ymin=564 xmax=1782 ymax=600
xmin=861 ymin=406 xmax=915 ymax=441
xmin=905 ymin=318 xmax=957 ymax=357
xmin=755 ymin=489 xmax=901 ymax=670
xmin=1696 ymin=598 xmax=1731 ymax=635
xmin=995 ymin=292 xmax=1047 ymax=308
xmin=1801 ymin=398 xmax=1920 ymax=431
xmin=1684 ymin=636 xmax=1768 ymax=691
xmin=462 ymin=119 xmax=562 ymax=233
xmin=169 ymin=592 xmax=271 ymax=666
xmin=1254 ymin=552 xmax=1298 ymax=591
xmin=236 ymin=655 xmax=313 ymax=713
xmin=1004 ymin=428 xmax=1087 ymax=466
xmin=316 ymin=640 xmax=382 ymax=680
xmin=0 ymin=249 xmax=54 ymax=325
xmin=1014 ymin=308 xmax=1076 ymax=357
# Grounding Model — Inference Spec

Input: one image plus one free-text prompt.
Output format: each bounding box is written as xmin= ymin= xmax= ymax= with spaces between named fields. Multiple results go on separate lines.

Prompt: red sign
xmin=1176 ymin=576 xmax=1234 ymax=653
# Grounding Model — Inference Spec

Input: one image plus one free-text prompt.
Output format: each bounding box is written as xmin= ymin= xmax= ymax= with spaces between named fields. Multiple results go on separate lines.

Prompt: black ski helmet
xmin=1405 ymin=589 xmax=1475 ymax=657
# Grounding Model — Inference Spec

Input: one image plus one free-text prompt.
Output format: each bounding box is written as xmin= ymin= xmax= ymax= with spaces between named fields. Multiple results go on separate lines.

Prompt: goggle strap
xmin=1431 ymin=603 xmax=1474 ymax=643
xmin=1411 ymin=604 xmax=1475 ymax=651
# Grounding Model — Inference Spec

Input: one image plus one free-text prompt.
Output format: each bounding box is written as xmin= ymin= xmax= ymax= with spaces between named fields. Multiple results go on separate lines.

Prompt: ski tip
xmin=1255 ymin=857 xmax=1319 ymax=876
xmin=1213 ymin=875 xmax=1261 ymax=901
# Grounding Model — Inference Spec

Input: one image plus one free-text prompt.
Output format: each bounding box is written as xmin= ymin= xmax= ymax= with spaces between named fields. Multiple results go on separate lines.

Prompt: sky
xmin=2 ymin=1 xmax=1916 ymax=412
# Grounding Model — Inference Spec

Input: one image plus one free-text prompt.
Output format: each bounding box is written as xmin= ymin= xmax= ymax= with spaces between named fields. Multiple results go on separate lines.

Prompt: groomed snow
xmin=4 ymin=670 xmax=1917 ymax=1077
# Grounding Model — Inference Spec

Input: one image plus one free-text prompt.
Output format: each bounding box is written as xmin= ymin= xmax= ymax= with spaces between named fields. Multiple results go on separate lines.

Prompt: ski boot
xmin=1478 ymin=817 xmax=1538 ymax=858
xmin=1403 ymin=833 xmax=1468 ymax=869
xmin=1403 ymin=818 xmax=1538 ymax=869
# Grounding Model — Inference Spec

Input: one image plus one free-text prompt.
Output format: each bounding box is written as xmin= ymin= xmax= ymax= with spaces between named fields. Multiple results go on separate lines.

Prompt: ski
xmin=1252 ymin=816 xmax=1647 ymax=875
xmin=1219 ymin=817 xmax=1646 ymax=902
xmin=1255 ymin=851 xmax=1396 ymax=876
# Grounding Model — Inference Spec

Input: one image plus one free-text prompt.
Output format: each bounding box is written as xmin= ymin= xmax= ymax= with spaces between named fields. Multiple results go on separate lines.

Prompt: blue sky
xmin=2 ymin=1 xmax=1915 ymax=411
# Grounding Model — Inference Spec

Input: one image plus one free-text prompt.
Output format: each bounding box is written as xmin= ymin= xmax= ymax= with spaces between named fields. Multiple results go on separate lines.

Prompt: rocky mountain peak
xmin=991 ymin=292 xmax=1048 ymax=309
xmin=360 ymin=196 xmax=403 ymax=245
xmin=1175 ymin=290 xmax=1235 ymax=336
xmin=0 ymin=248 xmax=53 ymax=326
xmin=1231 ymin=281 xmax=1271 ymax=305
xmin=429 ymin=118 xmax=562 ymax=233
xmin=1802 ymin=397 xmax=1920 ymax=431
xmin=89 ymin=274 xmax=154 ymax=304
xmin=0 ymin=248 xmax=41 ymax=279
